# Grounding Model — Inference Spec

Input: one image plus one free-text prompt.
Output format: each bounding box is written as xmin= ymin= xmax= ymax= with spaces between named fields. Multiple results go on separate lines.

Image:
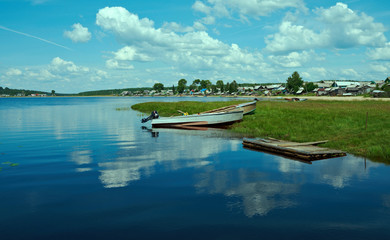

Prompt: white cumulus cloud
xmin=268 ymin=50 xmax=321 ymax=68
xmin=64 ymin=23 xmax=92 ymax=43
xmin=315 ymin=2 xmax=386 ymax=48
xmin=265 ymin=2 xmax=387 ymax=53
xmin=6 ymin=68 xmax=22 ymax=76
xmin=193 ymin=0 xmax=306 ymax=22
xmin=50 ymin=57 xmax=89 ymax=73
xmin=96 ymin=6 xmax=267 ymax=74
xmin=368 ymin=43 xmax=390 ymax=61
xmin=265 ymin=21 xmax=325 ymax=53
xmin=105 ymin=59 xmax=134 ymax=70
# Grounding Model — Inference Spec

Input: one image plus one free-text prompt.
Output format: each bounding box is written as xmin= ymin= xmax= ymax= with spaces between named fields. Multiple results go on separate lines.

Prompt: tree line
xmin=153 ymin=73 xmax=309 ymax=94
xmin=0 ymin=86 xmax=48 ymax=96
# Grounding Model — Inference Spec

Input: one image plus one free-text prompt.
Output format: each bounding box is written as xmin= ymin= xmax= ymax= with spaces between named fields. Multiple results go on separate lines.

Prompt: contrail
xmin=0 ymin=25 xmax=72 ymax=51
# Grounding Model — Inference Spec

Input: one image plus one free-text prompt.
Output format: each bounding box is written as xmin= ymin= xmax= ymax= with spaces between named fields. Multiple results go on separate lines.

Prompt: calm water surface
xmin=1 ymin=97 xmax=389 ymax=240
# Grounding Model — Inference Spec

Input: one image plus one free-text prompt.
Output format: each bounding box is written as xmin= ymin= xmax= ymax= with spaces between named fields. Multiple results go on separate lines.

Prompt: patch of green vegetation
xmin=132 ymin=100 xmax=390 ymax=163
xmin=131 ymin=100 xmax=248 ymax=117
xmin=78 ymin=87 xmax=152 ymax=96
xmin=0 ymin=161 xmax=19 ymax=172
xmin=235 ymin=101 xmax=390 ymax=163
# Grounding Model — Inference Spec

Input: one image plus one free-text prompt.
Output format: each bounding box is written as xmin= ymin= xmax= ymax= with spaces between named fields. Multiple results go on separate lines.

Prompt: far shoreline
xmin=2 ymin=95 xmax=390 ymax=101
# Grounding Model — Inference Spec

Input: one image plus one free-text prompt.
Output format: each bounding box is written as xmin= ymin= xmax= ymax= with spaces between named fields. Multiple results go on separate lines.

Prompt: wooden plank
xmin=278 ymin=140 xmax=328 ymax=147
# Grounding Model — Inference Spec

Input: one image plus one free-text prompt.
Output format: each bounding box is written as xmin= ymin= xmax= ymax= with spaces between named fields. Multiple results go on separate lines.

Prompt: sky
xmin=0 ymin=0 xmax=390 ymax=93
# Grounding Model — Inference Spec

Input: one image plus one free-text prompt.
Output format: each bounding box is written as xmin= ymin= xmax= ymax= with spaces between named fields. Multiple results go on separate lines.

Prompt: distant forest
xmin=0 ymin=87 xmax=49 ymax=96
xmin=0 ymin=86 xmax=157 ymax=96
xmin=77 ymin=87 xmax=152 ymax=96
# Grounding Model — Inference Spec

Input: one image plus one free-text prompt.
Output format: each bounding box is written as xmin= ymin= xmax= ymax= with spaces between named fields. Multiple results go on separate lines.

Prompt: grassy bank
xmin=132 ymin=100 xmax=390 ymax=163
xmin=131 ymin=100 xmax=248 ymax=116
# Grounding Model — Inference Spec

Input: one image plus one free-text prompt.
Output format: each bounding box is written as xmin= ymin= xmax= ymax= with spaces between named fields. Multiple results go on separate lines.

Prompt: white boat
xmin=151 ymin=111 xmax=244 ymax=128
xmin=200 ymin=100 xmax=257 ymax=115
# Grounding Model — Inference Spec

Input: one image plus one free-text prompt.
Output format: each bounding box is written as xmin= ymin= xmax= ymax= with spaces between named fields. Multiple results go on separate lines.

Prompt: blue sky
xmin=1 ymin=0 xmax=390 ymax=93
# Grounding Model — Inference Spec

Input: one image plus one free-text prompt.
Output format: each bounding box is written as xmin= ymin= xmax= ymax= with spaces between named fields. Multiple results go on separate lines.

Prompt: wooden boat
xmin=200 ymin=100 xmax=257 ymax=115
xmin=151 ymin=111 xmax=243 ymax=128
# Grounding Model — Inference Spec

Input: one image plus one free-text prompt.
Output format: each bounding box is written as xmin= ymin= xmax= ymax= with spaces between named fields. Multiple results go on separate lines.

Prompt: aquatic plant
xmin=115 ymin=107 xmax=131 ymax=111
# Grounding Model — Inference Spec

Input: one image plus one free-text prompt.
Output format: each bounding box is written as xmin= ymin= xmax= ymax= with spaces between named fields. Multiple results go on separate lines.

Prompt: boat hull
xmin=152 ymin=111 xmax=243 ymax=128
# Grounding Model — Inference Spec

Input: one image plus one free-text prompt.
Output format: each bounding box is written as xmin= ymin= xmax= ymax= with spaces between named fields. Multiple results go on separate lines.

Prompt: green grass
xmin=132 ymin=100 xmax=390 ymax=163
xmin=131 ymin=100 xmax=248 ymax=116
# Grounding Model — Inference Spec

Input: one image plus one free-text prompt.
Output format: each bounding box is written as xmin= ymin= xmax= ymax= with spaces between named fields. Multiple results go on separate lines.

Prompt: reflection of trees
xmin=195 ymin=167 xmax=299 ymax=217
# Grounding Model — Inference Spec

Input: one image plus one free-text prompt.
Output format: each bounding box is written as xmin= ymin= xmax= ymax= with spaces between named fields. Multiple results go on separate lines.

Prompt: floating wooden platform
xmin=243 ymin=138 xmax=346 ymax=161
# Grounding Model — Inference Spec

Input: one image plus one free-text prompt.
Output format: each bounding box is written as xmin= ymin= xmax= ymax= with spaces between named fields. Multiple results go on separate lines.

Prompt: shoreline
xmin=2 ymin=95 xmax=390 ymax=101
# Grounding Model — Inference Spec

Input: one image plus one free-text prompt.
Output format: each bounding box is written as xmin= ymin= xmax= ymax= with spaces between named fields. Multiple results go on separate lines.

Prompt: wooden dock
xmin=243 ymin=138 xmax=346 ymax=161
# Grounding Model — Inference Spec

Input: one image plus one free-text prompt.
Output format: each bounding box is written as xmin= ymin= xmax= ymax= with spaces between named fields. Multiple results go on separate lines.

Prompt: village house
xmin=310 ymin=81 xmax=378 ymax=96
xmin=121 ymin=91 xmax=132 ymax=96
xmin=331 ymin=81 xmax=361 ymax=88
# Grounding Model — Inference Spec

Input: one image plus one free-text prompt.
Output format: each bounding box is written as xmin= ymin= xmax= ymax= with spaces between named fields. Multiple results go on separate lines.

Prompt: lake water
xmin=1 ymin=97 xmax=390 ymax=240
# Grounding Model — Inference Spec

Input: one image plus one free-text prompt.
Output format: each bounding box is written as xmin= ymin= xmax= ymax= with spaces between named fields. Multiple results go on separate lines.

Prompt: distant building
xmin=331 ymin=81 xmax=361 ymax=88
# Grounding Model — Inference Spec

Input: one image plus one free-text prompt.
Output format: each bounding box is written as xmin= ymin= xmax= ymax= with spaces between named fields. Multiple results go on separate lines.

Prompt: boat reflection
xmin=141 ymin=126 xmax=159 ymax=138
xmin=142 ymin=126 xmax=244 ymax=139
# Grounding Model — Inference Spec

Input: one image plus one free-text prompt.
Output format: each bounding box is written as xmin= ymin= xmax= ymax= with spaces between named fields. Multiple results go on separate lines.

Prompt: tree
xmin=177 ymin=79 xmax=187 ymax=94
xmin=191 ymin=79 xmax=201 ymax=91
xmin=211 ymin=84 xmax=217 ymax=93
xmin=381 ymin=83 xmax=390 ymax=92
xmin=200 ymin=80 xmax=212 ymax=90
xmin=286 ymin=71 xmax=303 ymax=93
xmin=172 ymin=85 xmax=176 ymax=94
xmin=51 ymin=90 xmax=56 ymax=96
xmin=216 ymin=80 xmax=224 ymax=92
xmin=229 ymin=80 xmax=238 ymax=93
xmin=225 ymin=82 xmax=230 ymax=93
xmin=303 ymin=82 xmax=318 ymax=93
xmin=153 ymin=83 xmax=164 ymax=92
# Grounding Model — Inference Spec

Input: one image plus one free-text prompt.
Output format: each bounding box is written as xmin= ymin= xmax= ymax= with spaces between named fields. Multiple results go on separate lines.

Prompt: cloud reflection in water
xmin=195 ymin=167 xmax=299 ymax=217
xmin=97 ymin=128 xmax=242 ymax=188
